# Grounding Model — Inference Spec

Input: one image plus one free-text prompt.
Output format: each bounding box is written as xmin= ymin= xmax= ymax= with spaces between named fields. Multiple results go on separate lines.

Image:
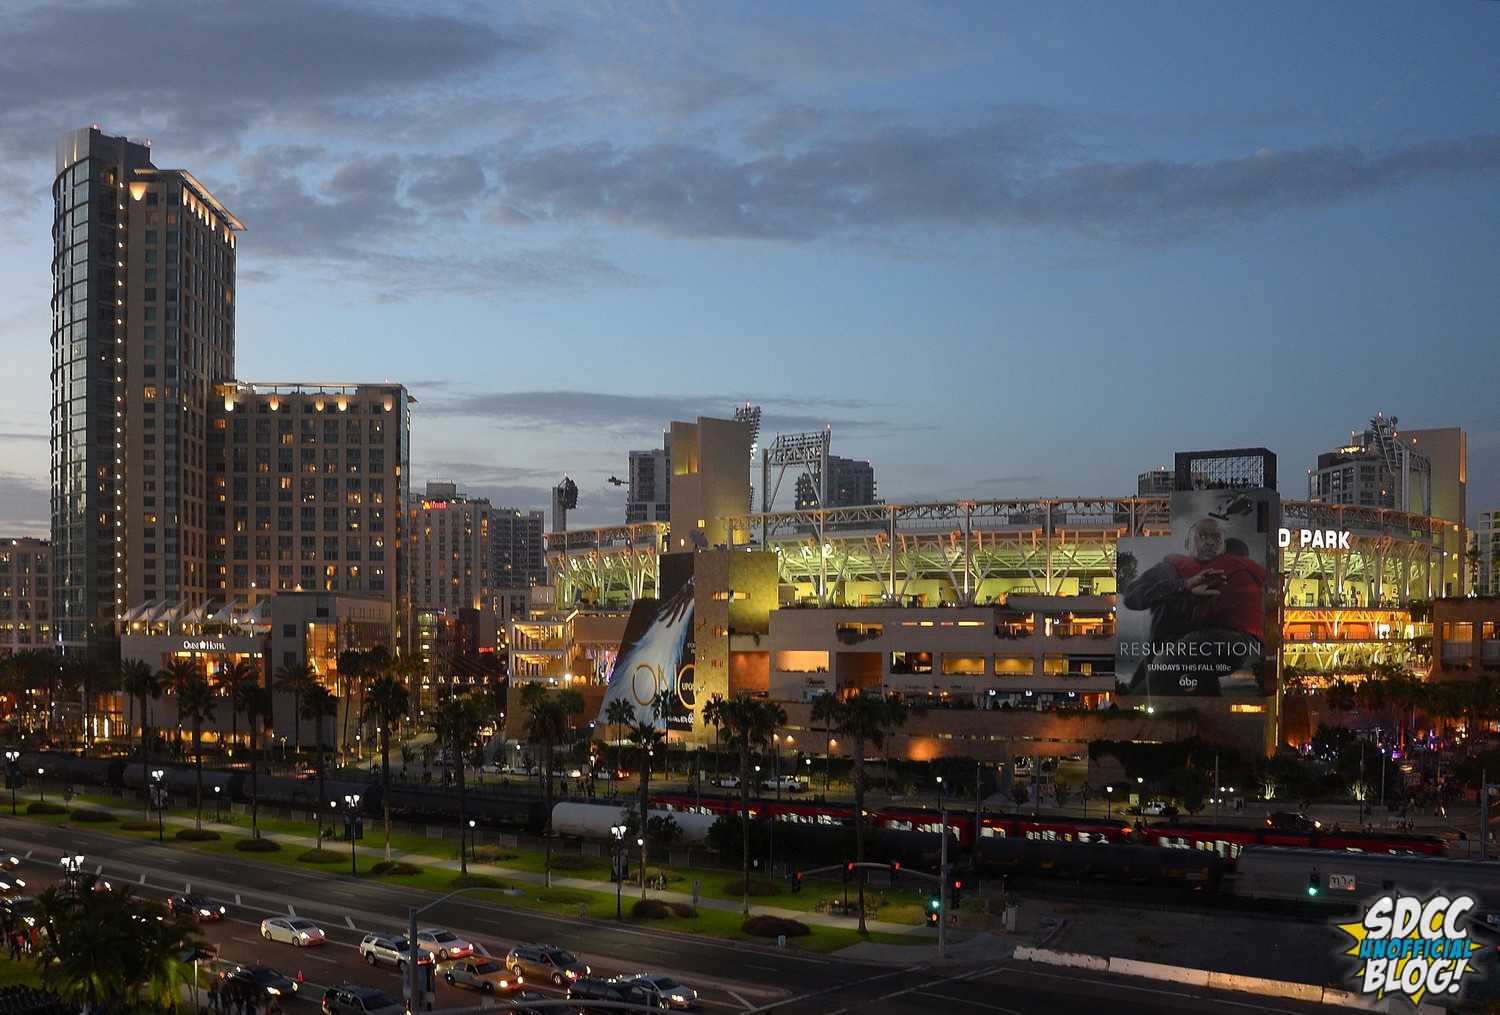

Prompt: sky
xmin=0 ymin=1 xmax=1497 ymax=536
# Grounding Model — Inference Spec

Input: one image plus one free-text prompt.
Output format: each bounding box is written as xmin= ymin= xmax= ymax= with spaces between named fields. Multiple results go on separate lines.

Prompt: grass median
xmin=2 ymin=803 xmax=930 ymax=953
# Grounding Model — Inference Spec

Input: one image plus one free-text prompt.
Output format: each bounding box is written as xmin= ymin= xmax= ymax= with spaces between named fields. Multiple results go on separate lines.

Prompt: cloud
xmin=0 ymin=0 xmax=530 ymax=147
xmin=494 ymin=111 xmax=1500 ymax=242
xmin=0 ymin=472 xmax=48 ymax=537
xmin=976 ymin=475 xmax=1046 ymax=486
xmin=0 ymin=432 xmax=46 ymax=442
xmin=421 ymin=389 xmax=911 ymax=438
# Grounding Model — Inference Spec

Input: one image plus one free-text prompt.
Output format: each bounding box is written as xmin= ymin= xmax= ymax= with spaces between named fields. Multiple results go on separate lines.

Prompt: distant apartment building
xmin=1137 ymin=469 xmax=1173 ymax=496
xmin=795 ymin=455 xmax=878 ymax=509
xmin=207 ymin=381 xmax=411 ymax=645
xmin=493 ymin=508 xmax=546 ymax=587
xmin=409 ymin=481 xmax=493 ymax=613
xmin=1478 ymin=511 xmax=1500 ymax=596
xmin=0 ymin=539 xmax=52 ymax=656
xmin=627 ymin=436 xmax=671 ymax=524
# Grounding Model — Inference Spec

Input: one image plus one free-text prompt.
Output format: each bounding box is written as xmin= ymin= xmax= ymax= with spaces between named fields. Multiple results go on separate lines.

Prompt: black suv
xmin=567 ymin=977 xmax=648 ymax=1011
xmin=218 ymin=965 xmax=299 ymax=1002
xmin=321 ymin=984 xmax=404 ymax=1015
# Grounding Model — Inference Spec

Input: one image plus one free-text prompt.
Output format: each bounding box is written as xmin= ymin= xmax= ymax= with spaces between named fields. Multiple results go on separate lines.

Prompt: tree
xmin=627 ymin=720 xmax=667 ymax=888
xmin=336 ymin=648 xmax=369 ymax=756
xmin=302 ymin=684 xmax=339 ymax=841
xmin=702 ymin=694 xmax=726 ymax=787
xmin=605 ymin=697 xmax=636 ymax=791
xmin=526 ymin=691 xmax=574 ymax=885
xmin=175 ymin=676 xmax=217 ymax=832
xmin=833 ymin=692 xmax=907 ymax=934
xmin=218 ymin=656 xmax=259 ymax=757
xmin=34 ymin=882 xmax=201 ymax=1010
xmin=716 ymin=694 xmax=787 ymax=913
xmin=239 ymin=683 xmax=271 ymax=840
xmin=363 ymin=673 xmax=410 ymax=861
xmin=437 ymin=695 xmax=485 ymax=875
xmin=120 ymin=659 xmax=161 ymax=818
xmin=274 ymin=661 xmax=314 ymax=756
xmin=809 ymin=692 xmax=841 ymax=796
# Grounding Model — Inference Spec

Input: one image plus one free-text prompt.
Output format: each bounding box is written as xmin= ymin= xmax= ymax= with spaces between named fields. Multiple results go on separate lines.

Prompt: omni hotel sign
xmin=180 ymin=639 xmax=229 ymax=652
xmin=1278 ymin=527 xmax=1353 ymax=550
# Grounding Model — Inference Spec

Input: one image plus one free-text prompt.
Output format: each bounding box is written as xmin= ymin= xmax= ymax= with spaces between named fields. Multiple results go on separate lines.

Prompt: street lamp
xmin=1106 ymin=785 xmax=1114 ymax=821
xmin=611 ymin=824 xmax=626 ymax=920
xmin=35 ymin=767 xmax=44 ymax=803
xmin=936 ymin=774 xmax=945 ymax=813
xmin=466 ymin=818 xmax=476 ymax=872
xmin=151 ymin=769 xmax=166 ymax=841
xmin=4 ymin=750 xmax=18 ymax=816
xmin=60 ymin=853 xmax=84 ymax=893
xmin=637 ymin=837 xmax=646 ymax=900
xmin=213 ymin=785 xmax=222 ymax=823
xmin=343 ymin=794 xmax=361 ymax=875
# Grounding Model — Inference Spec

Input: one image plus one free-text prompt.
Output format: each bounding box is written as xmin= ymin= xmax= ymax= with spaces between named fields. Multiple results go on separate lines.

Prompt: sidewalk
xmin=47 ymin=800 xmax=936 ymax=938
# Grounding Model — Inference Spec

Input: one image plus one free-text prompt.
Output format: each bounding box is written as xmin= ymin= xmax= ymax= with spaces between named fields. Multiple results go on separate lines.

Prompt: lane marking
xmin=912 ymin=993 xmax=1023 ymax=1014
xmin=235 ymin=893 xmax=242 ymax=905
xmin=288 ymin=904 xmax=296 ymax=917
xmin=345 ymin=916 xmax=356 ymax=930
xmin=982 ymin=965 xmax=1312 ymax=1015
xmin=139 ymin=874 xmax=146 ymax=885
xmin=724 ymin=988 xmax=753 ymax=1010
xmin=747 ymin=966 xmax=920 ymax=1013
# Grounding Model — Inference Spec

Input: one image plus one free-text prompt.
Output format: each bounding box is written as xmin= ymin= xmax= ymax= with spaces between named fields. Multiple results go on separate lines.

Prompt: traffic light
xmin=927 ymin=896 xmax=941 ymax=926
xmin=950 ymin=877 xmax=964 ymax=910
xmin=790 ymin=871 xmax=804 ymax=894
xmin=844 ymin=861 xmax=855 ymax=882
xmin=1307 ymin=870 xmax=1320 ymax=897
xmin=889 ymin=862 xmax=901 ymax=884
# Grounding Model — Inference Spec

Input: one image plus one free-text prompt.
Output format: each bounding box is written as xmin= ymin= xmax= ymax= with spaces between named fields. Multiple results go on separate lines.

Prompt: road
xmin=0 ymin=816 xmax=1343 ymax=1014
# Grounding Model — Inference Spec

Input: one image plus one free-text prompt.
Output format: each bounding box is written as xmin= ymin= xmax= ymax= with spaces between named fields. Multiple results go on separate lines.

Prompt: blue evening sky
xmin=0 ymin=1 xmax=1496 ymax=534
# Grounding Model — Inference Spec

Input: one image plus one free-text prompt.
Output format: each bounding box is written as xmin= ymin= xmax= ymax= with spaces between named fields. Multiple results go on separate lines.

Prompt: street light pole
xmin=344 ymin=794 xmax=362 ymax=876
xmin=611 ymin=825 xmax=625 ymax=920
xmin=35 ymin=767 xmax=44 ymax=803
xmin=1106 ymin=785 xmax=1114 ymax=821
xmin=151 ymin=769 xmax=165 ymax=841
xmin=4 ymin=750 xmax=18 ymax=816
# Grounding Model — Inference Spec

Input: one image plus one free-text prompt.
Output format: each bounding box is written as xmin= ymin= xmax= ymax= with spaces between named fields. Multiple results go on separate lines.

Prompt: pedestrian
xmin=207 ymin=979 xmax=219 ymax=1013
xmin=7 ymin=932 xmax=19 ymax=961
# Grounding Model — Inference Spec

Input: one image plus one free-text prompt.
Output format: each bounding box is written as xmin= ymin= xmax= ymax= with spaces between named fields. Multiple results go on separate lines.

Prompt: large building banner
xmin=1116 ymin=489 xmax=1280 ymax=698
xmin=596 ymin=579 xmax=696 ymax=731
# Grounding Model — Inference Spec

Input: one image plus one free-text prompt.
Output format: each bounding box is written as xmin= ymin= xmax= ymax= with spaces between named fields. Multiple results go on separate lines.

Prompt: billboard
xmin=1116 ymin=489 xmax=1280 ymax=698
xmin=596 ymin=578 xmax=696 ymax=731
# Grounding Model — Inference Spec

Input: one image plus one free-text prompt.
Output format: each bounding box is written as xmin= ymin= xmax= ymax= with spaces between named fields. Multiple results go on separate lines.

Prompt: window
xmin=941 ymin=654 xmax=986 ymax=676
xmin=890 ymin=651 xmax=932 ymax=675
xmin=775 ymin=651 xmax=829 ymax=673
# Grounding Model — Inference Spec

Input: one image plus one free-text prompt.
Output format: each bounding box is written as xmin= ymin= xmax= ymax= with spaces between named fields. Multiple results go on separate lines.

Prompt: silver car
xmin=261 ymin=916 xmax=327 ymax=946
xmin=359 ymin=933 xmax=431 ymax=972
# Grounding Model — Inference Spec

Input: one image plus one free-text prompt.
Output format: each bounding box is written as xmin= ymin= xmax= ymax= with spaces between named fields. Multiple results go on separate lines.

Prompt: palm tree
xmin=627 ymin=719 xmax=667 ymax=889
xmin=438 ymin=695 xmax=485 ymax=875
xmin=701 ymin=694 xmax=726 ymax=788
xmin=274 ymin=661 xmax=313 ymax=757
xmin=362 ymin=673 xmax=410 ymax=860
xmin=239 ymin=684 xmax=270 ymax=840
xmin=301 ymin=684 xmax=338 ymax=843
xmin=175 ymin=675 xmax=217 ymax=832
xmin=218 ymin=656 xmax=259 ymax=756
xmin=834 ymin=692 xmax=908 ymax=934
xmin=120 ymin=659 xmax=161 ymax=818
xmin=525 ymin=689 xmax=583 ymax=885
xmin=336 ymin=648 xmax=368 ymax=756
xmin=717 ymin=694 xmax=787 ymax=913
xmin=810 ymin=692 xmax=842 ymax=797
xmin=605 ymin=697 xmax=636 ymax=793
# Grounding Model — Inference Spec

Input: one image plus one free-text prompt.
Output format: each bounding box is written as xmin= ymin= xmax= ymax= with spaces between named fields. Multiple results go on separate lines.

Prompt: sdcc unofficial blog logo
xmin=1340 ymin=894 xmax=1482 ymax=1005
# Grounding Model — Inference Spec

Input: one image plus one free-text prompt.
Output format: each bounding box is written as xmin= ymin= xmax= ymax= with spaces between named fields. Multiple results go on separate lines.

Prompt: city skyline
xmin=2 ymin=1 xmax=1499 ymax=537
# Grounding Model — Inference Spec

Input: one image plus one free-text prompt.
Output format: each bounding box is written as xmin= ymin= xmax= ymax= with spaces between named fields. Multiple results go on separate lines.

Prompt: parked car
xmin=167 ymin=893 xmax=225 ymax=921
xmin=1126 ymin=801 xmax=1177 ymax=817
xmin=567 ymin=976 xmax=647 ymax=1011
xmin=359 ymin=933 xmax=431 ymax=971
xmin=715 ymin=776 xmax=741 ymax=789
xmin=506 ymin=944 xmax=590 ymax=986
xmin=1266 ymin=811 xmax=1321 ymax=832
xmin=761 ymin=776 xmax=805 ymax=793
xmin=218 ymin=965 xmax=300 ymax=1001
xmin=260 ymin=916 xmax=327 ymax=946
xmin=443 ymin=957 xmax=524 ymax=993
xmin=321 ymin=984 xmax=404 ymax=1015
xmin=618 ymin=973 xmax=700 ymax=1010
xmin=415 ymin=927 xmax=473 ymax=960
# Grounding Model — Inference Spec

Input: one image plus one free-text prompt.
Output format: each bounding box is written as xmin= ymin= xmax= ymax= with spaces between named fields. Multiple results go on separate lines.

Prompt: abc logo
xmin=1178 ymin=676 xmax=1199 ymax=690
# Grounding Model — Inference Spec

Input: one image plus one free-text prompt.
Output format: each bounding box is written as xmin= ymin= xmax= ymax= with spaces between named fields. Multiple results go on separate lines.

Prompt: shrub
xmin=370 ymin=860 xmax=422 ymax=877
xmin=668 ymin=902 xmax=697 ymax=918
xmin=69 ymin=808 xmax=116 ymax=823
xmin=175 ymin=829 xmax=221 ymax=841
xmin=632 ymin=899 xmax=671 ymax=920
xmin=120 ymin=819 xmax=157 ymax=832
xmin=742 ymin=915 xmax=809 ymax=938
xmin=235 ymin=838 xmax=282 ymax=853
xmin=26 ymin=801 xmax=66 ymax=816
xmin=469 ymin=846 xmax=518 ymax=863
xmin=547 ymin=854 xmax=596 ymax=871
xmin=297 ymin=848 xmax=343 ymax=864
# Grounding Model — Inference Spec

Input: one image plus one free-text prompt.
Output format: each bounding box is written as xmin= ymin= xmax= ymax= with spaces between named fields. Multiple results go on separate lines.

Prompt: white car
xmin=260 ymin=916 xmax=327 ymax=946
xmin=762 ymin=776 xmax=805 ymax=793
xmin=416 ymin=928 xmax=474 ymax=961
xmin=715 ymin=776 xmax=741 ymax=789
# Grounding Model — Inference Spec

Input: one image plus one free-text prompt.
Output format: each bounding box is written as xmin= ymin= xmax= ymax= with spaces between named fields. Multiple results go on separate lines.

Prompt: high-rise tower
xmin=51 ymin=127 xmax=241 ymax=651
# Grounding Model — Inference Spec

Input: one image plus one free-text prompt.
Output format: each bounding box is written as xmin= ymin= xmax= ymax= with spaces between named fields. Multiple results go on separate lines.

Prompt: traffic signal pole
xmin=938 ymin=806 xmax=948 ymax=960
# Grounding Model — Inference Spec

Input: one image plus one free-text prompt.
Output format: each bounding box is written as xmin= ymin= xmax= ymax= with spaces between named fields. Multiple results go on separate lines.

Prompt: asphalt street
xmin=0 ymin=816 xmax=1348 ymax=1015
